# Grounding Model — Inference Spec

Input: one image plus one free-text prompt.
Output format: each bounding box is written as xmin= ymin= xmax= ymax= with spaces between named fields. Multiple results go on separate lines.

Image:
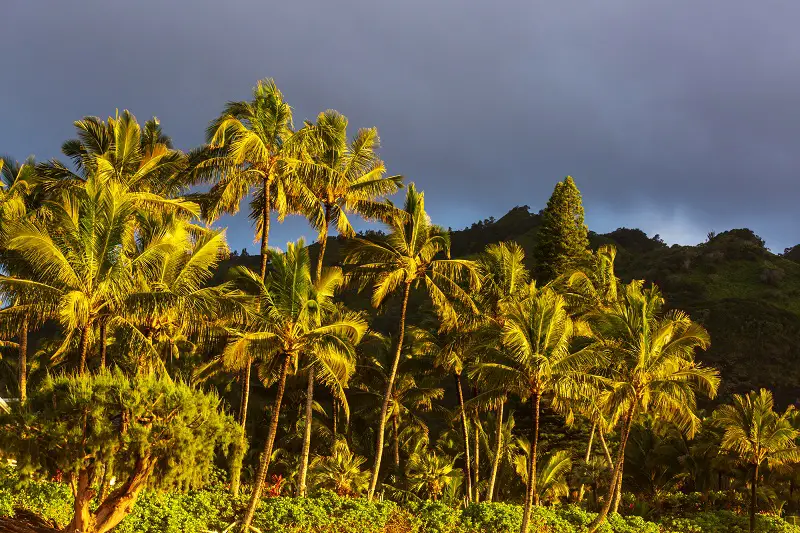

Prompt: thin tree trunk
xmin=474 ymin=414 xmax=481 ymax=502
xmin=392 ymin=412 xmax=401 ymax=472
xmin=487 ymin=400 xmax=504 ymax=502
xmin=18 ymin=313 xmax=28 ymax=402
xmin=367 ymin=282 xmax=412 ymax=500
xmin=297 ymin=367 xmax=315 ymax=496
xmin=578 ymin=424 xmax=596 ymax=503
xmin=519 ymin=392 xmax=541 ymax=533
xmin=455 ymin=374 xmax=473 ymax=502
xmin=260 ymin=178 xmax=271 ymax=280
xmin=315 ymin=205 xmax=330 ymax=281
xmin=98 ymin=322 xmax=107 ymax=370
xmin=231 ymin=360 xmax=251 ymax=497
xmin=241 ymin=353 xmax=292 ymax=532
xmin=588 ymin=407 xmax=635 ymax=533
xmin=331 ymin=398 xmax=339 ymax=448
xmin=78 ymin=322 xmax=91 ymax=375
xmin=750 ymin=462 xmax=759 ymax=533
xmin=598 ymin=429 xmax=614 ymax=471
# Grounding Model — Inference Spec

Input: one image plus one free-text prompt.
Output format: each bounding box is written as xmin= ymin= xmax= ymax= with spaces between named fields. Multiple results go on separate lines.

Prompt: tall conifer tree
xmin=534 ymin=176 xmax=591 ymax=282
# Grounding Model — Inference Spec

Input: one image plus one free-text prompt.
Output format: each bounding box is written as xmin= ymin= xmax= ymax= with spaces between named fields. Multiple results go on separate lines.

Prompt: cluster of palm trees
xmin=0 ymin=79 xmax=797 ymax=533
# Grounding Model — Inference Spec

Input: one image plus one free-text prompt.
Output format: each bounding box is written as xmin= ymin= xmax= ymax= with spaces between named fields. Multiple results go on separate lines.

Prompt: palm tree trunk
xmin=315 ymin=205 xmax=330 ymax=281
xmin=612 ymin=458 xmax=625 ymax=513
xmin=578 ymin=424 xmax=596 ymax=503
xmin=520 ymin=392 xmax=541 ymax=533
xmin=260 ymin=178 xmax=271 ymax=280
xmin=487 ymin=400 xmax=504 ymax=502
xmin=240 ymin=353 xmax=292 ymax=532
xmin=392 ymin=411 xmax=401 ymax=472
xmin=750 ymin=462 xmax=759 ymax=533
xmin=474 ymin=414 xmax=481 ymax=502
xmin=367 ymin=282 xmax=412 ymax=501
xmin=598 ymin=429 xmax=614 ymax=470
xmin=230 ymin=360 xmax=251 ymax=497
xmin=78 ymin=322 xmax=91 ymax=374
xmin=331 ymin=399 xmax=339 ymax=449
xmin=98 ymin=322 xmax=107 ymax=370
xmin=18 ymin=313 xmax=28 ymax=402
xmin=455 ymin=374 xmax=473 ymax=502
xmin=298 ymin=367 xmax=315 ymax=496
xmin=588 ymin=407 xmax=635 ymax=533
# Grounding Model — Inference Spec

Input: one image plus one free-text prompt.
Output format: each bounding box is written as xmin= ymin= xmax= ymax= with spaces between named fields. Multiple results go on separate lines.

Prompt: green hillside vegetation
xmin=0 ymin=79 xmax=799 ymax=533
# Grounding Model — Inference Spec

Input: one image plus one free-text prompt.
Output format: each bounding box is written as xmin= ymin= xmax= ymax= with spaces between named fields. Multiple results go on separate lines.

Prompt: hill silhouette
xmin=224 ymin=205 xmax=800 ymax=406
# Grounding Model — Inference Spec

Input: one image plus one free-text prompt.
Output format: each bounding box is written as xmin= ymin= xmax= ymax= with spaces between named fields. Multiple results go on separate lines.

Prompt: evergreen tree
xmin=533 ymin=176 xmax=591 ymax=282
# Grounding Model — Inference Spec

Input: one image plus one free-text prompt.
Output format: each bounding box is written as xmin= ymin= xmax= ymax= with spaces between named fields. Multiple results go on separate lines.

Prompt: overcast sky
xmin=3 ymin=1 xmax=799 ymax=253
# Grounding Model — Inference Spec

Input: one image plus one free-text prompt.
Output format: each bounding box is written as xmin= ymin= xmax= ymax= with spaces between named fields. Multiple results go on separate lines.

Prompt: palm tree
xmin=223 ymin=240 xmax=365 ymax=532
xmin=293 ymin=111 xmax=403 ymax=448
xmin=474 ymin=241 xmax=530 ymax=502
xmin=0 ymin=156 xmax=40 ymax=401
xmin=119 ymin=219 xmax=240 ymax=374
xmin=714 ymin=389 xmax=800 ymax=533
xmin=586 ymin=281 xmax=720 ymax=533
xmin=296 ymin=110 xmax=403 ymax=280
xmin=297 ymin=300 xmax=360 ymax=497
xmin=0 ymin=176 xmax=179 ymax=374
xmin=472 ymin=282 xmax=590 ymax=532
xmin=406 ymin=447 xmax=458 ymax=501
xmin=312 ymin=439 xmax=371 ymax=496
xmin=201 ymin=79 xmax=313 ymax=280
xmin=344 ymin=183 xmax=479 ymax=499
xmin=515 ymin=447 xmax=573 ymax=505
xmin=355 ymin=333 xmax=444 ymax=479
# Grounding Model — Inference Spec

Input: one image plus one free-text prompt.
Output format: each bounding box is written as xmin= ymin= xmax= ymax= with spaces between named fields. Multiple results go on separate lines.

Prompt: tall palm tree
xmin=199 ymin=80 xmax=319 ymax=496
xmin=344 ymin=183 xmax=479 ymax=499
xmin=714 ymin=389 xmax=800 ymax=533
xmin=201 ymin=79 xmax=314 ymax=280
xmin=223 ymin=240 xmax=365 ymax=532
xmin=586 ymin=281 xmax=720 ymax=533
xmin=472 ymin=283 xmax=590 ymax=533
xmin=296 ymin=110 xmax=403 ymax=280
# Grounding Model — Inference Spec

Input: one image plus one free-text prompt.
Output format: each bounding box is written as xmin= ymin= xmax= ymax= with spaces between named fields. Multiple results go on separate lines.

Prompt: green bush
xmin=2 ymin=468 xmax=800 ymax=533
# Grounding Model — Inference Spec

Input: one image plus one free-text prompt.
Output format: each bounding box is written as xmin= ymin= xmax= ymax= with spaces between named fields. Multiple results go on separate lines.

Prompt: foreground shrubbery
xmin=1 ymin=471 xmax=799 ymax=533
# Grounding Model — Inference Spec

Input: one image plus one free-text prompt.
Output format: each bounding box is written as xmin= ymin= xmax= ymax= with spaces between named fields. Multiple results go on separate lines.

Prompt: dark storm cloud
xmin=2 ymin=0 xmax=799 ymax=251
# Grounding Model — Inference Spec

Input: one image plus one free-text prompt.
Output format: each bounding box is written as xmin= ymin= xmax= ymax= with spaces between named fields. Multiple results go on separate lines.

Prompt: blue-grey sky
xmin=3 ymin=1 xmax=799 ymax=253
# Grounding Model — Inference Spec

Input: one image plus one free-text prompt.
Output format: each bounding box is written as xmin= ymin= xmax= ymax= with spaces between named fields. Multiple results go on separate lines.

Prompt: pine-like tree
xmin=533 ymin=176 xmax=592 ymax=282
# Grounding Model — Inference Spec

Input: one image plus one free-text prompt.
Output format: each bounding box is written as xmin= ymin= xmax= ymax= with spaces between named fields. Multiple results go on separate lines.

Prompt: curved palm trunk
xmin=18 ymin=313 xmax=28 ymax=402
xmin=455 ymin=374 xmax=473 ymax=502
xmin=78 ymin=322 xmax=91 ymax=374
xmin=588 ymin=407 xmax=635 ymax=533
xmin=98 ymin=322 xmax=107 ymax=370
xmin=297 ymin=367 xmax=315 ymax=496
xmin=260 ymin=178 xmax=271 ymax=280
xmin=241 ymin=353 xmax=292 ymax=532
xmin=750 ymin=462 xmax=759 ymax=533
xmin=230 ymin=360 xmax=251 ymax=497
xmin=487 ymin=400 xmax=504 ymax=502
xmin=519 ymin=392 xmax=541 ymax=533
xmin=578 ymin=424 xmax=596 ymax=503
xmin=367 ymin=282 xmax=411 ymax=500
